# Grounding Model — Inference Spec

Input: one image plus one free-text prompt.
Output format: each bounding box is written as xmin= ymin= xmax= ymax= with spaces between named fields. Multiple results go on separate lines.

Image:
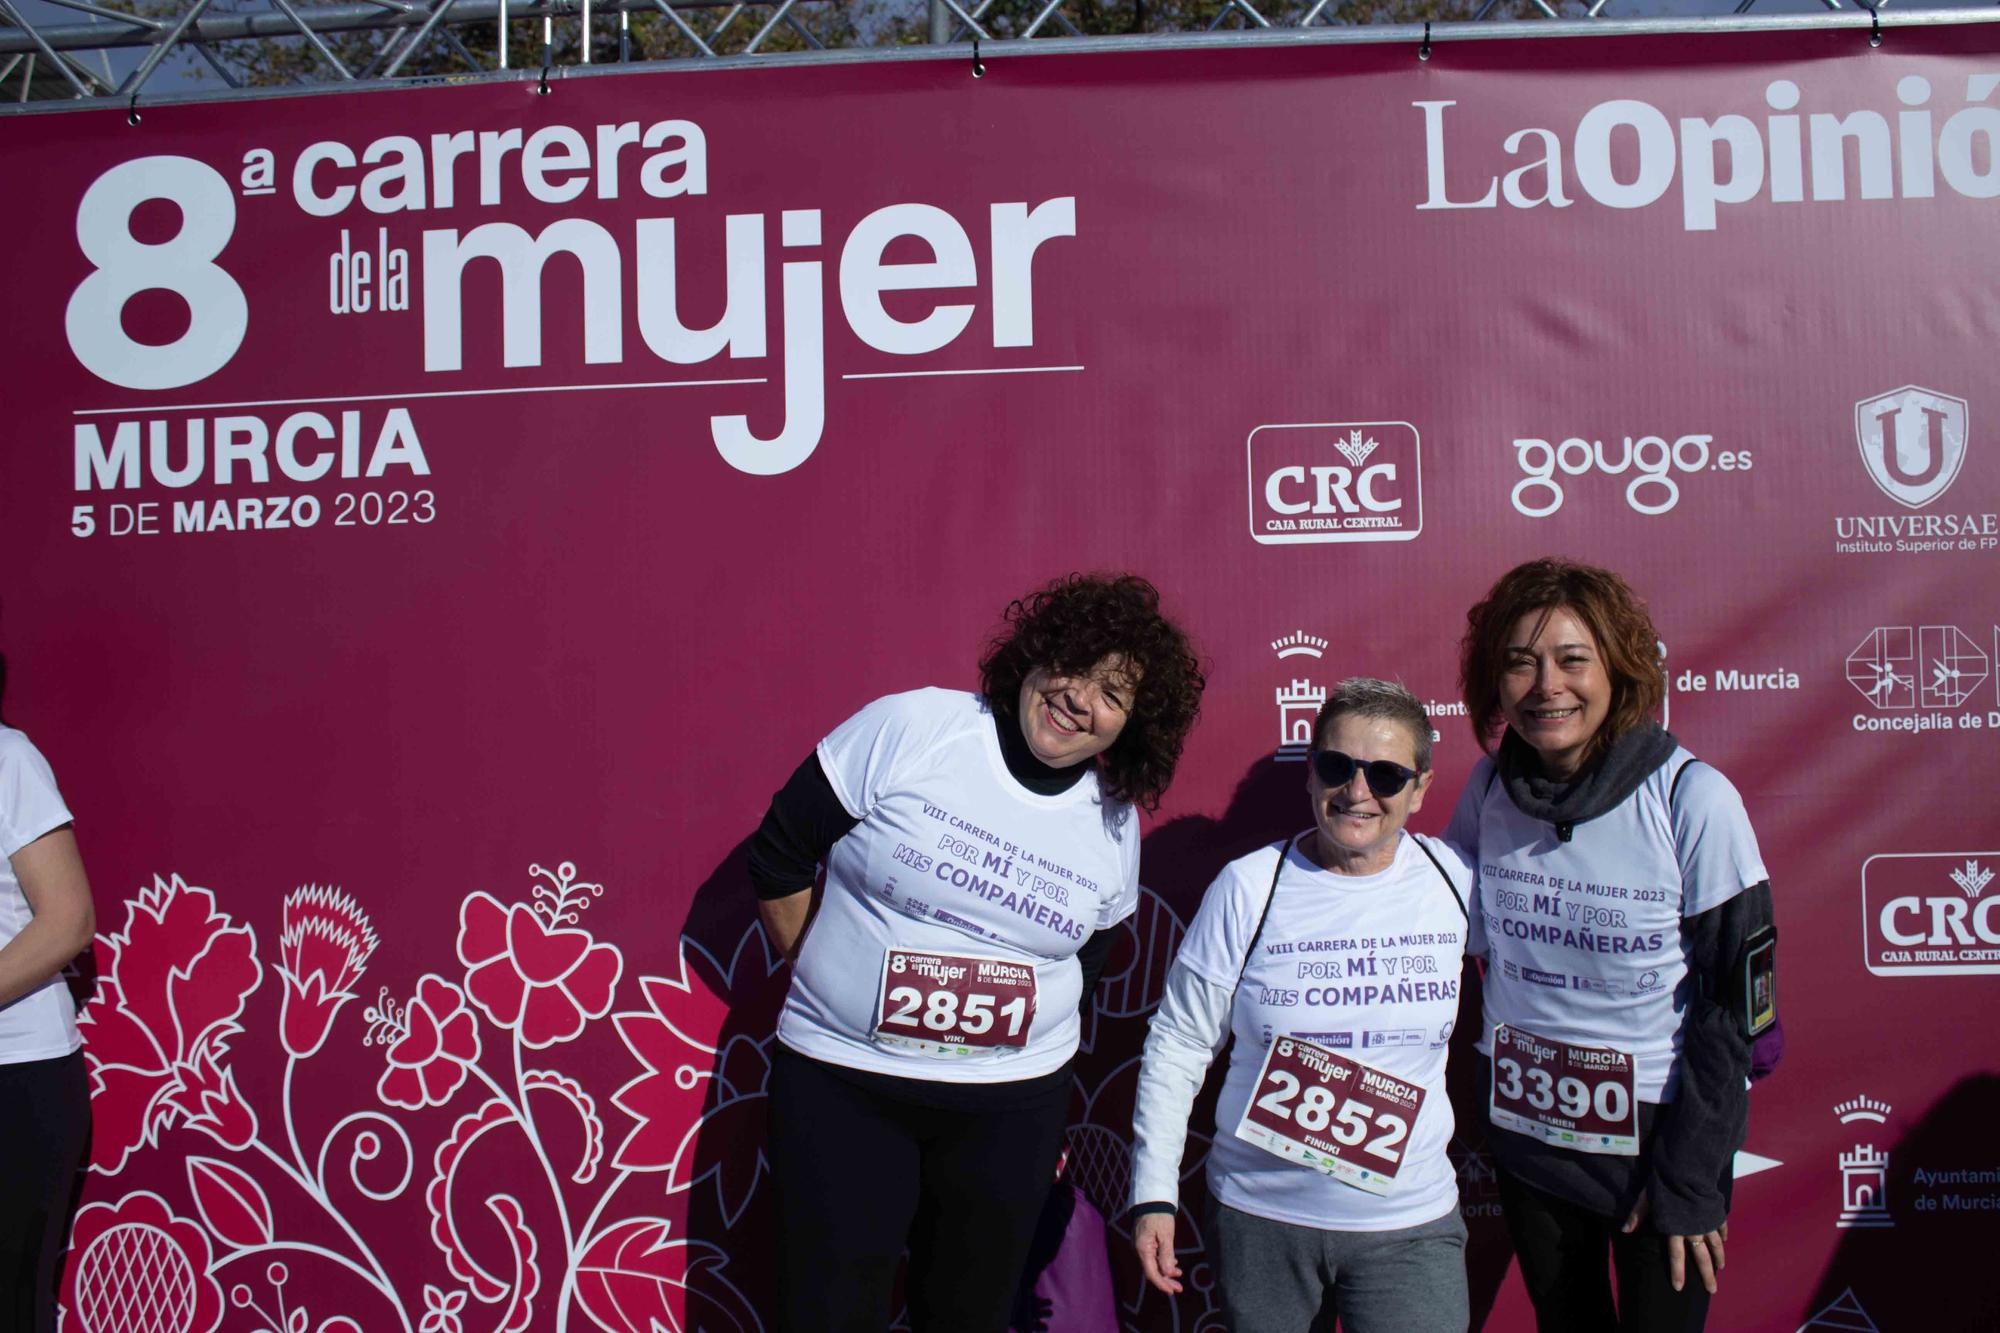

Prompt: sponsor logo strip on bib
xmin=874 ymin=948 xmax=1038 ymax=1057
xmin=1233 ymin=1036 xmax=1424 ymax=1196
xmin=1489 ymin=1023 xmax=1639 ymax=1156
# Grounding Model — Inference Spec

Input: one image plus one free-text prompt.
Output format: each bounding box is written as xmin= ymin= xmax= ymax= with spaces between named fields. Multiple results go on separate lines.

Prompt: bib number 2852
xmin=1233 ymin=1037 xmax=1425 ymax=1196
xmin=874 ymin=949 xmax=1037 ymax=1057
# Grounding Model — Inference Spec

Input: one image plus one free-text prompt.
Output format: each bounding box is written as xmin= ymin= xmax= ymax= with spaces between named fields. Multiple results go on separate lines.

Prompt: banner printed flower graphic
xmin=610 ymin=929 xmax=788 ymax=1222
xmin=74 ymin=858 xmax=773 ymax=1333
xmin=78 ymin=874 xmax=263 ymax=1174
xmin=1082 ymin=886 xmax=1184 ymax=1054
xmin=371 ymin=975 xmax=482 ymax=1110
xmin=457 ymin=862 xmax=622 ymax=1048
xmin=573 ymin=1218 xmax=763 ymax=1333
xmin=185 ymin=1156 xmax=275 ymax=1249
xmin=279 ymin=886 xmax=379 ymax=1060
xmin=62 ymin=1190 xmax=226 ymax=1333
xmin=226 ymin=1262 xmax=368 ymax=1333
xmin=166 ymin=1045 xmax=260 ymax=1149
xmin=419 ymin=1285 xmax=468 ymax=1333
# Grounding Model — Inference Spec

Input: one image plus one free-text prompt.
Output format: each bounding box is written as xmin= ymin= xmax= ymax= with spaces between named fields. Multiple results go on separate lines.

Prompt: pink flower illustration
xmin=375 ymin=975 xmax=482 ymax=1110
xmin=278 ymin=884 xmax=378 ymax=1060
xmin=61 ymin=1191 xmax=225 ymax=1333
xmin=420 ymin=1285 xmax=467 ymax=1333
xmin=612 ymin=930 xmax=783 ymax=1224
xmin=665 ymin=1036 xmax=772 ymax=1228
xmin=609 ymin=978 xmax=720 ymax=1173
xmin=609 ymin=928 xmax=789 ymax=1174
xmin=457 ymin=889 xmax=620 ymax=1049
xmin=164 ymin=1044 xmax=259 ymax=1150
xmin=78 ymin=874 xmax=264 ymax=1173
xmin=573 ymin=1219 xmax=762 ymax=1333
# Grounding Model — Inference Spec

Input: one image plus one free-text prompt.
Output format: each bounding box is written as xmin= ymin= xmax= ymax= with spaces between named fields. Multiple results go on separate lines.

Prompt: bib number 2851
xmin=874 ymin=949 xmax=1037 ymax=1057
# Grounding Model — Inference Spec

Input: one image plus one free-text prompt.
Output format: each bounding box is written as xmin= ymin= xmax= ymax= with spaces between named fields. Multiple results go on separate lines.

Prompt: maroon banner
xmin=5 ymin=19 xmax=2000 ymax=1332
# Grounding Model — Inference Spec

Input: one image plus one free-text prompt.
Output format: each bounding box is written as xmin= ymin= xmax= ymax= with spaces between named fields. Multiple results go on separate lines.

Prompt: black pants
xmin=766 ymin=1046 xmax=1070 ymax=1333
xmin=1 ymin=1051 xmax=91 ymax=1333
xmin=1497 ymin=1168 xmax=1712 ymax=1333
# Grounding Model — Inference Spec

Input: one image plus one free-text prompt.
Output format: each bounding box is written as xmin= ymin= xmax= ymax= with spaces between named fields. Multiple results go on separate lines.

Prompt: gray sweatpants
xmin=1207 ymin=1200 xmax=1470 ymax=1333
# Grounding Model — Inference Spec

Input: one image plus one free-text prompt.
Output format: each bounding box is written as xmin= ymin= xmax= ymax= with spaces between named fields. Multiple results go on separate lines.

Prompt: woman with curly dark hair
xmin=1445 ymin=558 xmax=1777 ymax=1333
xmin=747 ymin=573 xmax=1204 ymax=1333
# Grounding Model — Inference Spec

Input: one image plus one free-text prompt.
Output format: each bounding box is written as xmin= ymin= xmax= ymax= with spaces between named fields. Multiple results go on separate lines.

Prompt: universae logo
xmin=1836 ymin=386 xmax=1997 ymax=555
xmin=1247 ymin=421 xmax=1422 ymax=545
xmin=1854 ymin=386 xmax=1968 ymax=509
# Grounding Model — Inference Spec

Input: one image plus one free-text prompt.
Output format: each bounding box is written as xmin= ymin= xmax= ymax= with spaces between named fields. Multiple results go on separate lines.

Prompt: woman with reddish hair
xmin=746 ymin=573 xmax=1204 ymax=1333
xmin=1447 ymin=558 xmax=1777 ymax=1333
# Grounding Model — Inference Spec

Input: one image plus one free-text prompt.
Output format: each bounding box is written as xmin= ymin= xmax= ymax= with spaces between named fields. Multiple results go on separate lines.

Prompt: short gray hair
xmin=1312 ymin=677 xmax=1434 ymax=772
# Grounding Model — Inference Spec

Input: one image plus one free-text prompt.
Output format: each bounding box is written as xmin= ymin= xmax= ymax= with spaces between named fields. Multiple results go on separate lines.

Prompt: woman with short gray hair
xmin=1128 ymin=678 xmax=1474 ymax=1332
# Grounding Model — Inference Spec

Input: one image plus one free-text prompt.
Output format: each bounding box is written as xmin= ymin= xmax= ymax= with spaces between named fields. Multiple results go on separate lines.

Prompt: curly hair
xmin=1459 ymin=557 xmax=1665 ymax=763
xmin=979 ymin=573 xmax=1205 ymax=812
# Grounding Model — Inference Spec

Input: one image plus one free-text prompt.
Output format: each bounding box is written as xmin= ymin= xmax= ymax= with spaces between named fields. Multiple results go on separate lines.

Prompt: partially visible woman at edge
xmin=0 ymin=686 xmax=98 ymax=1333
xmin=1446 ymin=558 xmax=1776 ymax=1333
xmin=1129 ymin=679 xmax=1475 ymax=1333
xmin=745 ymin=573 xmax=1204 ymax=1333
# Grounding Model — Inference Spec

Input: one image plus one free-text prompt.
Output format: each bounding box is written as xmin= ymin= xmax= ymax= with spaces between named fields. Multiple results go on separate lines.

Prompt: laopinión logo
xmin=1837 ymin=386 xmax=1999 ymax=555
xmin=1862 ymin=853 xmax=2000 ymax=976
xmin=1247 ymin=422 xmax=1421 ymax=544
xmin=1507 ymin=433 xmax=1751 ymax=518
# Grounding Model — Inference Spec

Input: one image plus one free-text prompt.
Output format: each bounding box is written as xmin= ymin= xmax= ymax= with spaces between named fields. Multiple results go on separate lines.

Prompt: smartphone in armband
xmin=1740 ymin=925 xmax=1776 ymax=1039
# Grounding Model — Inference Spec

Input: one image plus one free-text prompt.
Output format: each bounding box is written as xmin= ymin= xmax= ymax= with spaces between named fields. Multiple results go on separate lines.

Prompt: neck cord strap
xmin=1238 ymin=832 xmax=1308 ymax=986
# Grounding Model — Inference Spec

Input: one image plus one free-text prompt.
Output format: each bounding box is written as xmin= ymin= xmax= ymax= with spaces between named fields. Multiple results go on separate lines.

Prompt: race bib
xmin=873 ymin=949 xmax=1038 ymax=1057
xmin=1489 ymin=1024 xmax=1639 ymax=1156
xmin=1233 ymin=1036 xmax=1425 ymax=1196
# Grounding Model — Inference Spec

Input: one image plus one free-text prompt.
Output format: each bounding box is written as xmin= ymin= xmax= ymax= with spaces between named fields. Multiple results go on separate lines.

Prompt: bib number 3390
xmin=1489 ymin=1024 xmax=1639 ymax=1156
xmin=1233 ymin=1036 xmax=1424 ymax=1196
xmin=874 ymin=949 xmax=1037 ymax=1057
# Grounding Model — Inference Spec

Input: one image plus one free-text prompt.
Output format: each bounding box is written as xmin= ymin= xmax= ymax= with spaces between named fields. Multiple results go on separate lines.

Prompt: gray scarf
xmin=1496 ymin=722 xmax=1679 ymax=841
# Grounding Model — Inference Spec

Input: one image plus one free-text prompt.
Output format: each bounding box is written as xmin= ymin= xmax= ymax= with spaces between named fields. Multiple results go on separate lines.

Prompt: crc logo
xmin=1247 ymin=421 xmax=1422 ymax=545
xmin=1863 ymin=852 xmax=2000 ymax=976
xmin=1855 ymin=386 xmax=1968 ymax=509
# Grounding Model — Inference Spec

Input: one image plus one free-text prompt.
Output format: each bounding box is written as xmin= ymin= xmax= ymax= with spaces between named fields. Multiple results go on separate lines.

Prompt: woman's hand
xmin=756 ymin=888 xmax=813 ymax=962
xmin=1133 ymin=1211 xmax=1183 ymax=1295
xmin=1622 ymin=1189 xmax=1727 ymax=1294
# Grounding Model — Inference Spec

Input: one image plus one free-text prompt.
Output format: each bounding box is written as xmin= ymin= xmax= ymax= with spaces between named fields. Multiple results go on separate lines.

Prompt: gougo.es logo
xmin=1509 ymin=434 xmax=1753 ymax=517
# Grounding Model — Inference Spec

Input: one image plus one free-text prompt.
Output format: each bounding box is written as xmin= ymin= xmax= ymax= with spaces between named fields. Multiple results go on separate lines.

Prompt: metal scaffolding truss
xmin=0 ymin=0 xmax=1984 ymax=109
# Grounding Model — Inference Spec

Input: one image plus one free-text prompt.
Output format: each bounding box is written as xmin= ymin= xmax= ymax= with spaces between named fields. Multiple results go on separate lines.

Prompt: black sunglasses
xmin=1312 ymin=748 xmax=1420 ymax=798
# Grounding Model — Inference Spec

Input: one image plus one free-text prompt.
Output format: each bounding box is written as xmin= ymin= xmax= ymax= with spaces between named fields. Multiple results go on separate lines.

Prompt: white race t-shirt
xmin=777 ymin=689 xmax=1140 ymax=1081
xmin=1446 ymin=750 xmax=1766 ymax=1103
xmin=0 ymin=728 xmax=81 ymax=1063
xmin=1173 ymin=833 xmax=1472 ymax=1231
